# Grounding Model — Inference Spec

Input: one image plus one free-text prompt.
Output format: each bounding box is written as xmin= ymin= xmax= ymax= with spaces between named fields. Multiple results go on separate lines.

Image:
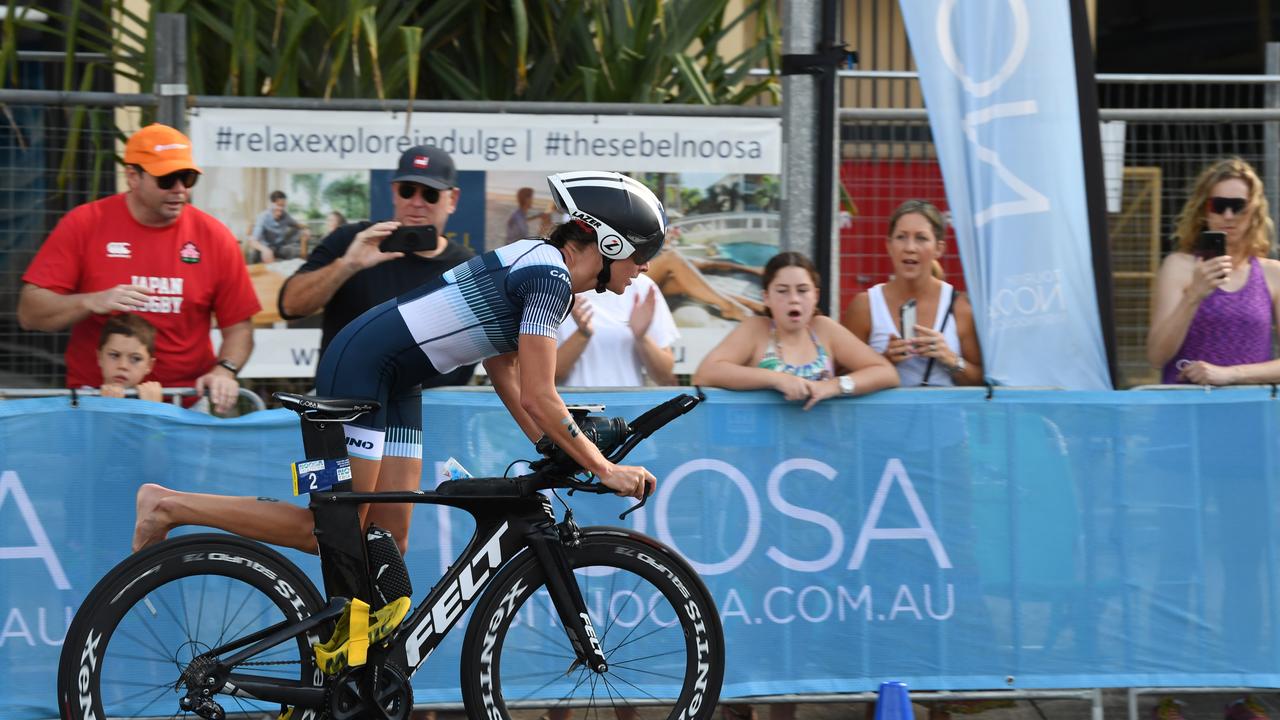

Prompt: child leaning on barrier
xmin=96 ymin=313 xmax=163 ymax=403
xmin=693 ymin=252 xmax=900 ymax=720
xmin=694 ymin=250 xmax=899 ymax=410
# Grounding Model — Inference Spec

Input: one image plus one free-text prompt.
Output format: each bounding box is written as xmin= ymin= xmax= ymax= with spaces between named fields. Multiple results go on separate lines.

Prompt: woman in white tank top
xmin=842 ymin=200 xmax=984 ymax=387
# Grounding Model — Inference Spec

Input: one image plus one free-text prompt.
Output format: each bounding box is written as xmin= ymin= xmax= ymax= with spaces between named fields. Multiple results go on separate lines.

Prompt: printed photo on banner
xmin=198 ymin=166 xmax=368 ymax=327
xmin=188 ymin=108 xmax=783 ymax=378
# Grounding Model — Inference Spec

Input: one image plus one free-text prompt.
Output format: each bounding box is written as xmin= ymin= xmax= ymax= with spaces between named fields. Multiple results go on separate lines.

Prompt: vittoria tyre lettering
xmin=459 ymin=529 xmax=724 ymax=720
xmin=56 ymin=535 xmax=325 ymax=720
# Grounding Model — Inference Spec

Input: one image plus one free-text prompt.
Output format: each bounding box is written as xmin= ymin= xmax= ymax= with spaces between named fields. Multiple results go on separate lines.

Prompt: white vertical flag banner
xmin=899 ymin=0 xmax=1112 ymax=389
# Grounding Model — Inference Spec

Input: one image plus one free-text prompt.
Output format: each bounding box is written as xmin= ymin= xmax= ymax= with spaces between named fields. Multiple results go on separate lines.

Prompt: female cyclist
xmin=131 ymin=171 xmax=666 ymax=555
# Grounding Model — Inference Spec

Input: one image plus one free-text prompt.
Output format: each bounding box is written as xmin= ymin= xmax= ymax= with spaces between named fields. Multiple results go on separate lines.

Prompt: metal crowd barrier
xmin=413 ymin=689 xmax=1104 ymax=719
xmin=1131 ymin=383 xmax=1280 ymax=394
xmin=0 ymin=386 xmax=267 ymax=412
xmin=1127 ymin=687 xmax=1269 ymax=720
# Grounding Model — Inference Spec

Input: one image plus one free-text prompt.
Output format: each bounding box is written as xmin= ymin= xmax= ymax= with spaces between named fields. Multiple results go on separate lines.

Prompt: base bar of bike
xmin=315 ymin=488 xmax=524 ymax=504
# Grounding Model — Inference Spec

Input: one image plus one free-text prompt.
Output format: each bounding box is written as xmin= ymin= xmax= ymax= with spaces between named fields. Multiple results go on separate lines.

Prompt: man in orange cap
xmin=17 ymin=123 xmax=259 ymax=413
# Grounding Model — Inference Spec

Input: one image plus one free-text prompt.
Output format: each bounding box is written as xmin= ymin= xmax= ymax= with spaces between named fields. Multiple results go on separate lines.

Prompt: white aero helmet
xmin=546 ymin=171 xmax=667 ymax=267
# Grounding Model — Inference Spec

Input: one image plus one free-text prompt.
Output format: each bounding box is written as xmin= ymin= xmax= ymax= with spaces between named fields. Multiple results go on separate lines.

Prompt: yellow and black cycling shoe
xmin=313 ymin=596 xmax=412 ymax=675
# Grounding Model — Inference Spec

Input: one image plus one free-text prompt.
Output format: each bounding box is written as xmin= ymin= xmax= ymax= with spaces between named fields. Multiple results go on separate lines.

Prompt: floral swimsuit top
xmin=757 ymin=324 xmax=835 ymax=380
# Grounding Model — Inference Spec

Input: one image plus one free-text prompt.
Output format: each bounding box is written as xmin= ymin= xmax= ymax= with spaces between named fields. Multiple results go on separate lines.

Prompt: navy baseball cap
xmin=391 ymin=145 xmax=457 ymax=189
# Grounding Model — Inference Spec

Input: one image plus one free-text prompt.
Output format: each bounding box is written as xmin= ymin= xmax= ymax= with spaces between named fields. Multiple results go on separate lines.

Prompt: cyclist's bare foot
xmin=132 ymin=483 xmax=175 ymax=552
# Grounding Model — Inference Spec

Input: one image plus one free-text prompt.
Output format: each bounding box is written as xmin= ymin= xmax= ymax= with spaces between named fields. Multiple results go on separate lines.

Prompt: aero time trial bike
xmin=57 ymin=391 xmax=724 ymax=720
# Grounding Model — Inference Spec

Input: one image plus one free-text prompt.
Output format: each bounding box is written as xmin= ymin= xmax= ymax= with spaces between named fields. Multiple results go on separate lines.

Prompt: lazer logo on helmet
xmin=571 ymin=211 xmax=601 ymax=228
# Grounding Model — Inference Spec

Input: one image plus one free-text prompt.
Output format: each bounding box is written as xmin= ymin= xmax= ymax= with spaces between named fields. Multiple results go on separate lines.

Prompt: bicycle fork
xmin=527 ymin=512 xmax=609 ymax=674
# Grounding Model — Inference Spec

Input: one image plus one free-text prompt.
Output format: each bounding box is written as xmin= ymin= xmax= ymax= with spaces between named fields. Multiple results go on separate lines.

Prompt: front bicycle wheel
xmin=57 ymin=534 xmax=326 ymax=720
xmin=460 ymin=527 xmax=725 ymax=720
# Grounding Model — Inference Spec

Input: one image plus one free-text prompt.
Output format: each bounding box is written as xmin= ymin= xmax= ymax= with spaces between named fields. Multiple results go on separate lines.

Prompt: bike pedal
xmin=312 ymin=596 xmax=412 ymax=675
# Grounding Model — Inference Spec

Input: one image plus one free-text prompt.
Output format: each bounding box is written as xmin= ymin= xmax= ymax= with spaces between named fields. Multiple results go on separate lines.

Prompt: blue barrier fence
xmin=2 ymin=387 xmax=1279 ymax=718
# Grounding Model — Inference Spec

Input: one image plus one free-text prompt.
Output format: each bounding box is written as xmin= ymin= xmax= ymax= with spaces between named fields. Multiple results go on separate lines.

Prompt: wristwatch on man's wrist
xmin=216 ymin=359 xmax=240 ymax=376
xmin=838 ymin=375 xmax=856 ymax=396
xmin=948 ymin=356 xmax=967 ymax=375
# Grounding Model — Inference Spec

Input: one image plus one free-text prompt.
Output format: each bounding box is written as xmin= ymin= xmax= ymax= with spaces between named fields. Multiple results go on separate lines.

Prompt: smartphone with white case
xmin=900 ymin=299 xmax=918 ymax=340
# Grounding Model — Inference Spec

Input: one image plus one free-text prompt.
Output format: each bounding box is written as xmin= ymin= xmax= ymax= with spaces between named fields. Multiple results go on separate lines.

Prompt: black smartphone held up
xmin=1194 ymin=230 xmax=1227 ymax=259
xmin=380 ymin=225 xmax=439 ymax=254
xmin=900 ymin=299 xmax=918 ymax=340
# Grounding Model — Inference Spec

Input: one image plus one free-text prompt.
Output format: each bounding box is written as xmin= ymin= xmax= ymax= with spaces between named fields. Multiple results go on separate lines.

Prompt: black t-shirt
xmin=280 ymin=221 xmax=478 ymax=386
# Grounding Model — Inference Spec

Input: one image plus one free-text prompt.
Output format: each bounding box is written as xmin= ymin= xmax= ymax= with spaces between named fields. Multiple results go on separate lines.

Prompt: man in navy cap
xmin=278 ymin=145 xmax=475 ymax=360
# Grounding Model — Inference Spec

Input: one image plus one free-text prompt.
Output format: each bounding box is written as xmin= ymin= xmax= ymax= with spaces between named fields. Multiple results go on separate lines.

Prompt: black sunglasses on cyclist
xmin=397 ymin=183 xmax=442 ymax=204
xmin=626 ymin=234 xmax=665 ymax=265
xmin=1208 ymin=196 xmax=1248 ymax=215
xmin=133 ymin=165 xmax=199 ymax=190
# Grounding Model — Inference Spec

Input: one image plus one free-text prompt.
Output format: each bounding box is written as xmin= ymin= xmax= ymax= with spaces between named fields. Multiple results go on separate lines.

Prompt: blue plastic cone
xmin=874 ymin=681 xmax=913 ymax=720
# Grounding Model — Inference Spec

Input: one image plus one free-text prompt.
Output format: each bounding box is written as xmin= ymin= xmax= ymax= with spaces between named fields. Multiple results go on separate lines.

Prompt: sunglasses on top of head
xmin=397 ymin=183 xmax=443 ymax=204
xmin=1207 ymin=196 xmax=1248 ymax=215
xmin=132 ymin=165 xmax=199 ymax=190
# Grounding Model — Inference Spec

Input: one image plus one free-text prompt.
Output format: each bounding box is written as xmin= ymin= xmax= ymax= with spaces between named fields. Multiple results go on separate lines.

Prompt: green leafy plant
xmin=5 ymin=0 xmax=779 ymax=105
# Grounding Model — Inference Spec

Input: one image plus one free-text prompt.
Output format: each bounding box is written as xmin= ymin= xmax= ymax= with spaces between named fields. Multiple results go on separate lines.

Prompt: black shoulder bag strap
xmin=920 ymin=289 xmax=959 ymax=386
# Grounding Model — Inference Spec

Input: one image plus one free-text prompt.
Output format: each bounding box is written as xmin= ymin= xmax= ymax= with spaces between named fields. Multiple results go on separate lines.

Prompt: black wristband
xmin=216 ymin=359 xmax=240 ymax=376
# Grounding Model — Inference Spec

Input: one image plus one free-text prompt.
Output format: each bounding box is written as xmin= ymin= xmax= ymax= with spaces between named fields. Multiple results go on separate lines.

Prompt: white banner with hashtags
xmin=189 ymin=108 xmax=781 ymax=174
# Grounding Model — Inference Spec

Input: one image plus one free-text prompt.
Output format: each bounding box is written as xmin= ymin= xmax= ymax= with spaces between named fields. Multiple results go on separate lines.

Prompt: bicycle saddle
xmin=274 ymin=392 xmax=381 ymax=421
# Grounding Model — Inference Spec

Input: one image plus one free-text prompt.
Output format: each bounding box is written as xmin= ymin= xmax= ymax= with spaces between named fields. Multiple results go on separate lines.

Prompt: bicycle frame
xmin=209 ymin=483 xmax=608 ymax=712
xmin=199 ymin=390 xmax=704 ymax=714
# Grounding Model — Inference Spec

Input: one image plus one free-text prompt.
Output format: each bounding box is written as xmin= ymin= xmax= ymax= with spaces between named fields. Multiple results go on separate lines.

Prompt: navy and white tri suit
xmin=314 ymin=239 xmax=573 ymax=460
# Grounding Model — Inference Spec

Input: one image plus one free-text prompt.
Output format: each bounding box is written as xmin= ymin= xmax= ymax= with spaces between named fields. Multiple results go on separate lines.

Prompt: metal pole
xmin=154 ymin=13 xmax=188 ymax=131
xmin=815 ymin=0 xmax=841 ymax=316
xmin=1265 ymin=42 xmax=1279 ymax=255
xmin=780 ymin=0 xmax=820 ymax=258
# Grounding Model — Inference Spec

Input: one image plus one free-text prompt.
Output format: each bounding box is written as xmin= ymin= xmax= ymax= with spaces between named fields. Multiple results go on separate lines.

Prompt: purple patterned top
xmin=1162 ymin=255 xmax=1274 ymax=383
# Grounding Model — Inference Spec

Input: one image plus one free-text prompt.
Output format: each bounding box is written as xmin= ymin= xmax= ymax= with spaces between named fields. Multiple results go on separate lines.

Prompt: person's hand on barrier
xmin=344 ymin=221 xmax=403 ymax=270
xmin=1178 ymin=359 xmax=1238 ymax=386
xmin=100 ymin=383 xmax=127 ymax=399
xmin=884 ymin=335 xmax=914 ymax=365
xmin=85 ymin=284 xmax=152 ymax=315
xmin=803 ymin=378 xmax=841 ymax=411
xmin=773 ymin=372 xmax=813 ymax=402
xmin=136 ymin=381 xmax=164 ymax=403
xmin=1189 ymin=256 xmax=1233 ymax=300
xmin=630 ymin=286 xmax=657 ymax=339
xmin=571 ymin=296 xmax=595 ymax=338
xmin=598 ymin=463 xmax=655 ymax=499
xmin=195 ymin=370 xmax=240 ymax=414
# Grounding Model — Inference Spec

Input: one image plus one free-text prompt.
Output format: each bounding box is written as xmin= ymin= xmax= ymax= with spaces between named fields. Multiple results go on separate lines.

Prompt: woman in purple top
xmin=1147 ymin=157 xmax=1280 ymax=385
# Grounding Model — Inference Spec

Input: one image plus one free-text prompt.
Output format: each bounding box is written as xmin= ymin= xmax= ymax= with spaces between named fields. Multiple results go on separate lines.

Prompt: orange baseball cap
xmin=123 ymin=123 xmax=201 ymax=176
